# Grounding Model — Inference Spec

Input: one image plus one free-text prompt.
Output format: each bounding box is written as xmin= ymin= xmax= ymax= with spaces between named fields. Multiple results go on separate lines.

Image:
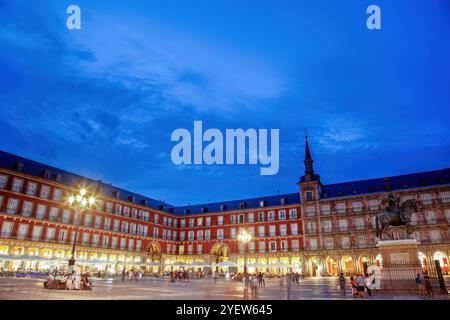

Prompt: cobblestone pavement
xmin=0 ymin=277 xmax=448 ymax=300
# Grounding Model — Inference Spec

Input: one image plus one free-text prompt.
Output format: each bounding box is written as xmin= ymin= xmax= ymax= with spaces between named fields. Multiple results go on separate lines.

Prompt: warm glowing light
xmin=81 ymin=198 xmax=87 ymax=206
xmin=80 ymin=188 xmax=87 ymax=196
xmin=237 ymin=231 xmax=252 ymax=243
xmin=68 ymin=196 xmax=75 ymax=204
xmin=89 ymin=196 xmax=96 ymax=205
xmin=76 ymin=195 xmax=82 ymax=202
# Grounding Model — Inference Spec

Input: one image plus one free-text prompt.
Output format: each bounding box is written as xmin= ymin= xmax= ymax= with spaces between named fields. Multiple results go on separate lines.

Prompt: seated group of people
xmin=44 ymin=271 xmax=92 ymax=290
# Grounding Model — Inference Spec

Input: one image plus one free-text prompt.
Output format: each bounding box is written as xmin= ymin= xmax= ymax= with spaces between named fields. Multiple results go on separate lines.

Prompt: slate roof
xmin=173 ymin=193 xmax=300 ymax=216
xmin=0 ymin=150 xmax=172 ymax=211
xmin=321 ymin=168 xmax=450 ymax=198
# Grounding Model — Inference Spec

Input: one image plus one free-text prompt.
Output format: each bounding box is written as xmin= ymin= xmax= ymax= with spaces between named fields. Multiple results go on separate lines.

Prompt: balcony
xmin=439 ymin=197 xmax=450 ymax=203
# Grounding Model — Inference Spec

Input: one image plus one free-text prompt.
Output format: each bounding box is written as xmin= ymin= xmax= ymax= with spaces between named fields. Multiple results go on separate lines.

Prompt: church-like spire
xmin=304 ymin=129 xmax=314 ymax=177
xmin=305 ymin=129 xmax=312 ymax=161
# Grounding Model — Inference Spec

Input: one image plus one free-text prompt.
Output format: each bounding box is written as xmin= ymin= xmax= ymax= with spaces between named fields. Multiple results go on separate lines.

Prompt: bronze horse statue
xmin=375 ymin=198 xmax=419 ymax=240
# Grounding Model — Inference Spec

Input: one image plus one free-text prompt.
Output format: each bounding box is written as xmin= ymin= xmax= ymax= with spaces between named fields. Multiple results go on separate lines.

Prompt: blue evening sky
xmin=1 ymin=0 xmax=449 ymax=206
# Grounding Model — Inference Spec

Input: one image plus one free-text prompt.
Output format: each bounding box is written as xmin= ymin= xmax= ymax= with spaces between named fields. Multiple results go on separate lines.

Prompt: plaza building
xmin=0 ymin=137 xmax=449 ymax=277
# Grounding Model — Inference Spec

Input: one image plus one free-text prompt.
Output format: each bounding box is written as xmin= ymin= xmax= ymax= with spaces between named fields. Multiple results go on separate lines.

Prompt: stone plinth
xmin=376 ymin=239 xmax=420 ymax=264
xmin=376 ymin=239 xmax=422 ymax=292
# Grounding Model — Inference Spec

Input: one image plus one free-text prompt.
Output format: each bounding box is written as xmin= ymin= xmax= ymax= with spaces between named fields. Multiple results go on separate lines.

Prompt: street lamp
xmin=67 ymin=187 xmax=96 ymax=270
xmin=237 ymin=230 xmax=252 ymax=276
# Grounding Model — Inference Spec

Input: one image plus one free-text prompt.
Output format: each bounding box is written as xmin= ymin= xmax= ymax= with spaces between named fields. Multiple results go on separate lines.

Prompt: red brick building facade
xmin=0 ymin=139 xmax=449 ymax=276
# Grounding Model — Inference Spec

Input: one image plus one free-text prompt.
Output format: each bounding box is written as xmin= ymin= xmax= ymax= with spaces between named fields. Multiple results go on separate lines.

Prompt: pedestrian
xmin=338 ymin=273 xmax=346 ymax=296
xmin=363 ymin=274 xmax=372 ymax=297
xmin=251 ymin=274 xmax=259 ymax=299
xmin=415 ymin=273 xmax=424 ymax=295
xmin=423 ymin=273 xmax=434 ymax=298
xmin=350 ymin=276 xmax=359 ymax=297
xmin=356 ymin=274 xmax=365 ymax=298
xmin=121 ymin=268 xmax=126 ymax=282
xmin=286 ymin=274 xmax=292 ymax=300
xmin=243 ymin=274 xmax=250 ymax=299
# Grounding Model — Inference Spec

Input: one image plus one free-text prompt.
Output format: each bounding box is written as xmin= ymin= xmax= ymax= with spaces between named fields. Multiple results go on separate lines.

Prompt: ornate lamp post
xmin=237 ymin=230 xmax=252 ymax=276
xmin=67 ymin=188 xmax=95 ymax=270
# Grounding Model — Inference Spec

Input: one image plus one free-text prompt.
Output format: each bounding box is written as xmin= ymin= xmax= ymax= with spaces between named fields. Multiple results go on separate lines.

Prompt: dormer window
xmin=259 ymin=200 xmax=265 ymax=207
xmin=112 ymin=191 xmax=120 ymax=198
xmin=53 ymin=173 xmax=62 ymax=182
xmin=239 ymin=202 xmax=247 ymax=209
xmin=128 ymin=196 xmax=135 ymax=203
xmin=14 ymin=161 xmax=24 ymax=172
xmin=280 ymin=198 xmax=286 ymax=205
xmin=352 ymin=189 xmax=358 ymax=194
xmin=201 ymin=207 xmax=208 ymax=213
xmin=306 ymin=191 xmax=313 ymax=201
xmin=184 ymin=209 xmax=191 ymax=215
xmin=220 ymin=204 xmax=227 ymax=211
xmin=41 ymin=169 xmax=50 ymax=179
xmin=140 ymin=199 xmax=149 ymax=206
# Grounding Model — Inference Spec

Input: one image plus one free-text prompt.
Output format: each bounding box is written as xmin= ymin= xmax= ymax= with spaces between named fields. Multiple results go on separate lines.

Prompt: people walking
xmin=243 ymin=274 xmax=250 ymax=299
xmin=356 ymin=274 xmax=365 ymax=298
xmin=121 ymin=268 xmax=126 ymax=282
xmin=415 ymin=273 xmax=424 ymax=295
xmin=286 ymin=274 xmax=292 ymax=300
xmin=338 ymin=273 xmax=346 ymax=296
xmin=423 ymin=273 xmax=434 ymax=298
xmin=363 ymin=274 xmax=372 ymax=297
xmin=350 ymin=276 xmax=359 ymax=297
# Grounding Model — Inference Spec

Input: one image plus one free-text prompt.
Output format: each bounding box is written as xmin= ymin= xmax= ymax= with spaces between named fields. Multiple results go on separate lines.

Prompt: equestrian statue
xmin=375 ymin=194 xmax=419 ymax=240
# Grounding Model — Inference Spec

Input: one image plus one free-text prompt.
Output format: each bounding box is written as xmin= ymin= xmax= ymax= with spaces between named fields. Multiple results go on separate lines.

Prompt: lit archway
xmin=341 ymin=256 xmax=355 ymax=274
xmin=418 ymin=252 xmax=428 ymax=273
xmin=326 ymin=256 xmax=338 ymax=276
xmin=147 ymin=242 xmax=161 ymax=262
xmin=375 ymin=254 xmax=383 ymax=268
xmin=310 ymin=257 xmax=323 ymax=277
xmin=433 ymin=251 xmax=449 ymax=274
xmin=210 ymin=243 xmax=230 ymax=263
xmin=359 ymin=256 xmax=370 ymax=275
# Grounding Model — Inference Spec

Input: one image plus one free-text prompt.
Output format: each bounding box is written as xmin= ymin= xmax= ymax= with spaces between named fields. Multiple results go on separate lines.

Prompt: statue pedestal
xmin=376 ymin=239 xmax=422 ymax=292
xmin=377 ymin=239 xmax=420 ymax=264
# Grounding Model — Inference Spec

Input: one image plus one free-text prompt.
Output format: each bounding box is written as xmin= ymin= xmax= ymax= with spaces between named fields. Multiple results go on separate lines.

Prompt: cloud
xmin=315 ymin=117 xmax=379 ymax=153
xmin=66 ymin=13 xmax=285 ymax=113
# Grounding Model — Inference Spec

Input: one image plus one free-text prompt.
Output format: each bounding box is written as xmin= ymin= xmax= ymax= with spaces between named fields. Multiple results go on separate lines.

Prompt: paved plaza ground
xmin=0 ymin=277 xmax=449 ymax=300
